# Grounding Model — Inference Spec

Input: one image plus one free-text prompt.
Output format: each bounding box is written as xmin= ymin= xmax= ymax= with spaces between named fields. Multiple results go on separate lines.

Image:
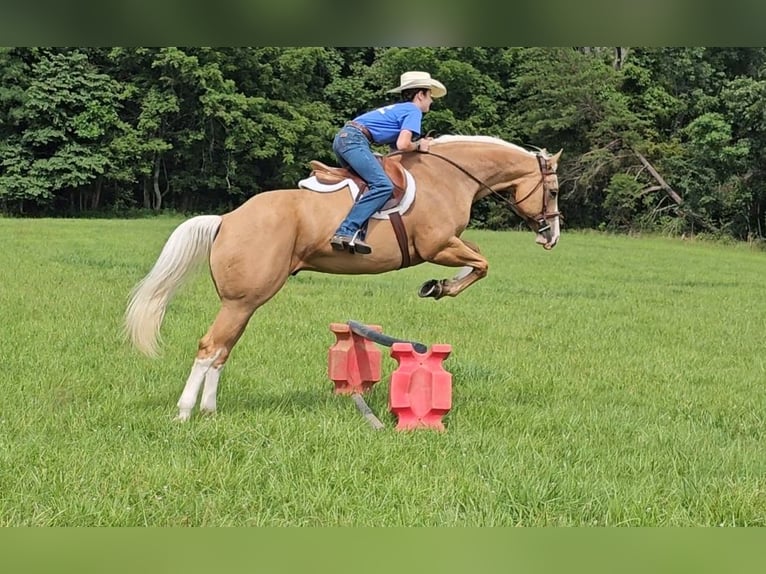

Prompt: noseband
xmin=417 ymin=149 xmax=561 ymax=229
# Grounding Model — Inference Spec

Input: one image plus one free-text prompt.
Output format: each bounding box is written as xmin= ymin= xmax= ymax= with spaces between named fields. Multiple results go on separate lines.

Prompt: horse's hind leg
xmin=176 ymin=302 xmax=255 ymax=421
xmin=174 ymin=215 xmax=295 ymax=420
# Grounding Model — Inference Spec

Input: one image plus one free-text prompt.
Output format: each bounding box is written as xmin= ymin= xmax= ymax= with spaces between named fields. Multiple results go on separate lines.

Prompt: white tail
xmin=124 ymin=215 xmax=222 ymax=357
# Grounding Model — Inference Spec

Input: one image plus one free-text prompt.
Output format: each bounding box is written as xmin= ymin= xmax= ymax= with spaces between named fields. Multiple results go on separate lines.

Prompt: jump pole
xmin=350 ymin=393 xmax=385 ymax=430
xmin=347 ymin=320 xmax=428 ymax=354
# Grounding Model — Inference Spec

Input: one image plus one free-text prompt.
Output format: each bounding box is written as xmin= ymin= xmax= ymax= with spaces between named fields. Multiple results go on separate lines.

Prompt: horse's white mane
xmin=431 ymin=134 xmax=537 ymax=156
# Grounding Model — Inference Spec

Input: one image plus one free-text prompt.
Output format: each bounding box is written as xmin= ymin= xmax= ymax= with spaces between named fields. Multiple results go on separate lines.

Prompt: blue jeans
xmin=332 ymin=125 xmax=394 ymax=237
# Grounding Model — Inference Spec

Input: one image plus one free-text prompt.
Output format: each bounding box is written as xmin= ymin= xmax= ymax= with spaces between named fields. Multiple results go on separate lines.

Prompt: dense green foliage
xmin=2 ymin=47 xmax=766 ymax=240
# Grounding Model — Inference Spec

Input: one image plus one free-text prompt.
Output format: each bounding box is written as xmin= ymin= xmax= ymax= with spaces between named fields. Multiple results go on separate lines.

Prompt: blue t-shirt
xmin=353 ymin=102 xmax=423 ymax=146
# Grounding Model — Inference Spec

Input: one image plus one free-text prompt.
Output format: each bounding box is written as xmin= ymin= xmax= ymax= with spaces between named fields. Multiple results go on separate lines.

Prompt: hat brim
xmin=388 ymin=80 xmax=447 ymax=98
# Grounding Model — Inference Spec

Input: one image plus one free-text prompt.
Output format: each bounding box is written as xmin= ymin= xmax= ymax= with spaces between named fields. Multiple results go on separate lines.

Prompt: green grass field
xmin=2 ymin=216 xmax=765 ymax=526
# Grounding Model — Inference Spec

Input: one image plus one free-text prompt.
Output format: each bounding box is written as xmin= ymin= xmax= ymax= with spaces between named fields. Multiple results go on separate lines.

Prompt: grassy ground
xmin=1 ymin=216 xmax=765 ymax=526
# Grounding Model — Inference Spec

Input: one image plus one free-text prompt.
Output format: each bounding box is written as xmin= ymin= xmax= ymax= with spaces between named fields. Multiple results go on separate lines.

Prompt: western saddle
xmin=309 ymin=155 xmax=406 ymax=210
xmin=309 ymin=155 xmax=411 ymax=268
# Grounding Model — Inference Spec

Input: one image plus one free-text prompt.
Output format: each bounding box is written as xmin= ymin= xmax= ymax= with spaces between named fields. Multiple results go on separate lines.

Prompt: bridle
xmin=411 ymin=148 xmax=561 ymax=231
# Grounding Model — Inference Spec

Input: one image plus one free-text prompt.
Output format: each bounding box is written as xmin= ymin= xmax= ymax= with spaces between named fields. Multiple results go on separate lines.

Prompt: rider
xmin=329 ymin=71 xmax=447 ymax=255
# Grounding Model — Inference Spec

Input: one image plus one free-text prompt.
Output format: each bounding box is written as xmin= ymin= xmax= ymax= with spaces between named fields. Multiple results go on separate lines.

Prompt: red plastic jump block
xmin=388 ymin=342 xmax=452 ymax=431
xmin=328 ymin=323 xmax=383 ymax=394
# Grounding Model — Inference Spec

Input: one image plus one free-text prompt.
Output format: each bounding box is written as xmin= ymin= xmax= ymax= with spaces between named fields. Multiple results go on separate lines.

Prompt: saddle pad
xmin=298 ymin=170 xmax=416 ymax=219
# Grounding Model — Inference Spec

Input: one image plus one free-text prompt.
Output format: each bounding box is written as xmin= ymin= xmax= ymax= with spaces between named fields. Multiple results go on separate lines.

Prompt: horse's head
xmin=426 ymin=136 xmax=563 ymax=250
xmin=512 ymin=148 xmax=562 ymax=250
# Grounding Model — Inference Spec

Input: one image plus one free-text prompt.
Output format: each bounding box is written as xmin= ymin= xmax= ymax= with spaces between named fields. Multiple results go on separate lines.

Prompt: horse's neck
xmin=426 ymin=144 xmax=534 ymax=201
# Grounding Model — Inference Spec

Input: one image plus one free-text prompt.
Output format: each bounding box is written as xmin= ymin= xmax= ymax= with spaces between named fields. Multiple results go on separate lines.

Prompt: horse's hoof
xmin=418 ymin=279 xmax=443 ymax=299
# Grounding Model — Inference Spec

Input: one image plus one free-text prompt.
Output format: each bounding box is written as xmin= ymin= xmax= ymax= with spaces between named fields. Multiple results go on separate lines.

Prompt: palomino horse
xmin=125 ymin=135 xmax=562 ymax=420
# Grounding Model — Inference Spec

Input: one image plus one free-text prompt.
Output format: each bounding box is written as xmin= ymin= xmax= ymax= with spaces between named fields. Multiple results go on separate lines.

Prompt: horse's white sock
xmin=454 ymin=265 xmax=473 ymax=281
xmin=176 ymin=356 xmax=216 ymax=420
xmin=200 ymin=365 xmax=224 ymax=414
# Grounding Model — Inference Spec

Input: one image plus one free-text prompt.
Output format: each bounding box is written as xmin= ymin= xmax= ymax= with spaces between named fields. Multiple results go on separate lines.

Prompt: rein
xmin=392 ymin=148 xmax=560 ymax=226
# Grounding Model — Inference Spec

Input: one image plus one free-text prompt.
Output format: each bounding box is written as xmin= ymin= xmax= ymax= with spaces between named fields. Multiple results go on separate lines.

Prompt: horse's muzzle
xmin=536 ymin=232 xmax=558 ymax=250
xmin=535 ymin=216 xmax=560 ymax=250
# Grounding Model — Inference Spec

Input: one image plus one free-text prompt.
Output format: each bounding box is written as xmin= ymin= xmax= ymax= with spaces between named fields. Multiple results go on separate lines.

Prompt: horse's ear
xmin=551 ymin=149 xmax=563 ymax=163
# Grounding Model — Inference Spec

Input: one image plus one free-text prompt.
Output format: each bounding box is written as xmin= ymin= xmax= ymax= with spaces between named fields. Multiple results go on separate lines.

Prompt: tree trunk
xmin=91 ymin=177 xmax=102 ymax=210
xmin=153 ymin=154 xmax=162 ymax=211
xmin=143 ymin=177 xmax=151 ymax=209
xmin=631 ymin=147 xmax=684 ymax=205
xmin=614 ymin=47 xmax=629 ymax=70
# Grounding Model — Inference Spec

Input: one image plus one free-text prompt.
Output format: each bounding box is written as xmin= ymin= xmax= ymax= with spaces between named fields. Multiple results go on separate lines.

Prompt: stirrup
xmin=330 ymin=234 xmax=351 ymax=251
xmin=330 ymin=230 xmax=372 ymax=255
xmin=347 ymin=230 xmax=372 ymax=254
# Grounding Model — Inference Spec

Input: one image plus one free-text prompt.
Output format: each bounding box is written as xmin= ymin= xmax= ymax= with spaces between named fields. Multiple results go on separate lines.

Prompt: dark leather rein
xmin=396 ymin=148 xmax=561 ymax=229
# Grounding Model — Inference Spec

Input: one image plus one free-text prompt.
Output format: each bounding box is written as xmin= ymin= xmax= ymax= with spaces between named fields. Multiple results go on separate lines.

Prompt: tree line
xmin=1 ymin=47 xmax=765 ymax=241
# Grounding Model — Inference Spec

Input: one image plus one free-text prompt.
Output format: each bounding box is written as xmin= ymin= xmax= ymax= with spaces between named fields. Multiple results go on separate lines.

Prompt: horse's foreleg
xmin=418 ymin=237 xmax=487 ymax=300
xmin=176 ymin=302 xmax=255 ymax=420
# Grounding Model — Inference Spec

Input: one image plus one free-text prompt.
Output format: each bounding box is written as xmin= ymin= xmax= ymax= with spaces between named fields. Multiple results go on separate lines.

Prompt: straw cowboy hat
xmin=388 ymin=71 xmax=447 ymax=98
